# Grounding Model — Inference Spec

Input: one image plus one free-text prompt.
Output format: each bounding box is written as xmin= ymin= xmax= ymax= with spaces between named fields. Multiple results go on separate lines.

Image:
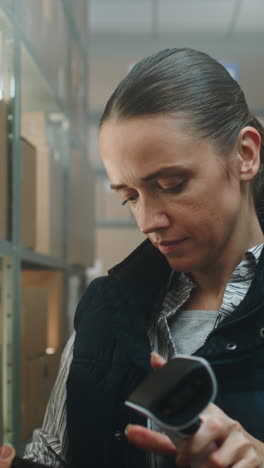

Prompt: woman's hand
xmin=0 ymin=446 xmax=15 ymax=468
xmin=125 ymin=353 xmax=264 ymax=467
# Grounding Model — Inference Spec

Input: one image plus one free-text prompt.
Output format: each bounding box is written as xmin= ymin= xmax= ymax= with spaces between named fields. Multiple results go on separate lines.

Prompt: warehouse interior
xmin=0 ymin=0 xmax=263 ymax=455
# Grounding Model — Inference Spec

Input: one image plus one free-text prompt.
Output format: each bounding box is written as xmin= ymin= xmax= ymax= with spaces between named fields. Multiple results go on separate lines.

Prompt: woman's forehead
xmin=100 ymin=115 xmax=224 ymax=185
xmin=99 ymin=115 xmax=198 ymax=158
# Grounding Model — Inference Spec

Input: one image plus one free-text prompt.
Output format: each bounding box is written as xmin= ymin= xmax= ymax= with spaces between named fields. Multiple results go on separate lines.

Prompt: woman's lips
xmin=157 ymin=238 xmax=188 ymax=255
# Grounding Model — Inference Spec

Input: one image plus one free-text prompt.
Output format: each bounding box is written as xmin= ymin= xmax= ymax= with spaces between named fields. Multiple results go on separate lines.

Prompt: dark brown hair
xmin=100 ymin=48 xmax=264 ymax=207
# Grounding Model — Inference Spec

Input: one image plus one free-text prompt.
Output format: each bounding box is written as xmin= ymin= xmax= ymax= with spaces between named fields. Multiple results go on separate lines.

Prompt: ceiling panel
xmin=235 ymin=0 xmax=264 ymax=32
xmin=90 ymin=0 xmax=150 ymax=2
xmin=158 ymin=0 xmax=238 ymax=34
xmin=89 ymin=0 xmax=153 ymax=33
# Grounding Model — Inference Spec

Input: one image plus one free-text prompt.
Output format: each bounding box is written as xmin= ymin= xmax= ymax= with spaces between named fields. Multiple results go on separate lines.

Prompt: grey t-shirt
xmin=169 ymin=309 xmax=219 ymax=355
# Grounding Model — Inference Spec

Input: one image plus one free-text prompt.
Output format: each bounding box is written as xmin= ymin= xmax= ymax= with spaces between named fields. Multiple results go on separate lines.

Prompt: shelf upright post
xmin=1 ymin=257 xmax=14 ymax=446
xmin=10 ymin=0 xmax=23 ymax=450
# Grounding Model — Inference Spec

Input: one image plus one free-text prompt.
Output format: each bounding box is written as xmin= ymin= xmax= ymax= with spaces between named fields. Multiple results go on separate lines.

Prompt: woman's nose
xmin=137 ymin=204 xmax=170 ymax=234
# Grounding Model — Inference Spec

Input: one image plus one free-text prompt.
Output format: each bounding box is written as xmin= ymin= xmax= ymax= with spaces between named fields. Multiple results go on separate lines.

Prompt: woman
xmin=24 ymin=48 xmax=264 ymax=468
xmin=97 ymin=48 xmax=264 ymax=467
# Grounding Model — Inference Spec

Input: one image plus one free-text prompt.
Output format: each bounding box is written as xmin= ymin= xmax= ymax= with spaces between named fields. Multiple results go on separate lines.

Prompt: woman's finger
xmin=0 ymin=446 xmax=15 ymax=468
xmin=150 ymin=352 xmax=167 ymax=369
xmin=125 ymin=424 xmax=177 ymax=455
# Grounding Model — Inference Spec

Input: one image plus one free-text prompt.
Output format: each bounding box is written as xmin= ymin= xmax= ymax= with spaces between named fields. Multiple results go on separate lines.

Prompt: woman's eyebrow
xmin=110 ymin=167 xmax=187 ymax=190
xmin=110 ymin=183 xmax=128 ymax=190
xmin=142 ymin=166 xmax=187 ymax=182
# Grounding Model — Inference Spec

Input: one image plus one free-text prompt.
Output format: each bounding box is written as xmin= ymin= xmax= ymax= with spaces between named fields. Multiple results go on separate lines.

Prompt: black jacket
xmin=66 ymin=239 xmax=264 ymax=468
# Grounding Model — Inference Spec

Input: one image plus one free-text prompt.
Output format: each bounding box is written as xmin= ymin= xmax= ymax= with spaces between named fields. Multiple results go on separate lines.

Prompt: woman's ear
xmin=237 ymin=126 xmax=261 ymax=182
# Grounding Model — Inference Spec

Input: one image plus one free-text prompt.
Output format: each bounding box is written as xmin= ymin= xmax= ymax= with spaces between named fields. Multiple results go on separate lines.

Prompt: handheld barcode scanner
xmin=125 ymin=355 xmax=217 ymax=446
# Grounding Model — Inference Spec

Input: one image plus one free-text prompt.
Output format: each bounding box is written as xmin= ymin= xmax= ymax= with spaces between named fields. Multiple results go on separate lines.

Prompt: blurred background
xmin=0 ymin=0 xmax=262 ymax=454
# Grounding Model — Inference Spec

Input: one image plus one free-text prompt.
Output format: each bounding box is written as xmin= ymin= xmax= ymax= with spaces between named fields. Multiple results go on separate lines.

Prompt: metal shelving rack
xmin=0 ymin=0 xmax=94 ymax=453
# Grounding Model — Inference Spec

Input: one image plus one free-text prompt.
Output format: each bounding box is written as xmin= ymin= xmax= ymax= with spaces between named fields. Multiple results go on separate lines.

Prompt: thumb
xmin=150 ymin=351 xmax=167 ymax=369
xmin=0 ymin=446 xmax=15 ymax=468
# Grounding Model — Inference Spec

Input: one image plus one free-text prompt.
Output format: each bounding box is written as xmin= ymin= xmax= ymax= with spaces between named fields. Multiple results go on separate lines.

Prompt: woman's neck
xmin=191 ymin=210 xmax=264 ymax=297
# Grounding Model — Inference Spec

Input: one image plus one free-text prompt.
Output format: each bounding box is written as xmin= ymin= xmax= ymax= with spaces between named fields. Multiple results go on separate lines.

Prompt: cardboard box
xmin=96 ymin=227 xmax=144 ymax=276
xmin=96 ymin=177 xmax=132 ymax=220
xmin=0 ymin=100 xmax=9 ymax=239
xmin=21 ymin=270 xmax=65 ymax=350
xmin=35 ymin=145 xmax=51 ymax=254
xmin=21 ymin=113 xmax=53 ymax=255
xmin=81 ymin=157 xmax=95 ymax=267
xmin=21 ymin=356 xmax=49 ymax=440
xmin=21 ymin=270 xmax=66 ymax=439
xmin=19 ymin=136 xmax=52 ymax=255
xmin=69 ymin=150 xmax=95 ymax=266
xmin=50 ymin=152 xmax=63 ymax=257
xmin=21 ymin=287 xmax=48 ymax=358
xmin=20 ymin=257 xmax=49 ymax=439
xmin=21 ymin=351 xmax=63 ymax=440
xmin=45 ymin=350 xmax=61 ymax=394
xmin=68 ymin=149 xmax=82 ymax=265
xmin=21 ymin=137 xmax=37 ymax=249
xmin=21 ymin=111 xmax=48 ymax=147
xmin=20 ymin=136 xmax=64 ymax=257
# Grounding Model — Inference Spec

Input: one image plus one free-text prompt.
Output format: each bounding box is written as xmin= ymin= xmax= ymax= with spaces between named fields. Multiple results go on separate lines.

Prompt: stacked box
xmin=21 ymin=270 xmax=66 ymax=439
xmin=21 ymin=111 xmax=63 ymax=256
xmin=21 ymin=287 xmax=48 ymax=439
xmin=21 ymin=137 xmax=36 ymax=249
xmin=69 ymin=150 xmax=95 ymax=267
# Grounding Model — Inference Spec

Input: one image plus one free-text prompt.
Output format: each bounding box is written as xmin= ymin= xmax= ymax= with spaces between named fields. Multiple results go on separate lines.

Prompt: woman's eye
xmin=121 ymin=195 xmax=138 ymax=206
xmin=161 ymin=182 xmax=185 ymax=193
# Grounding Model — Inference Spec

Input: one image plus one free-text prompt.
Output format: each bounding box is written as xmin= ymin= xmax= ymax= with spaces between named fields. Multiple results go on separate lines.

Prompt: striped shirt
xmin=148 ymin=243 xmax=264 ymax=360
xmin=24 ymin=244 xmax=264 ymax=467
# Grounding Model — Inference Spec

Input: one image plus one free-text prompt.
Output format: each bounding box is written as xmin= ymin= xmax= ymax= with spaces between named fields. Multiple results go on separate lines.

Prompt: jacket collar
xmin=108 ymin=237 xmax=264 ymax=312
xmin=108 ymin=239 xmax=172 ymax=312
xmin=106 ymin=240 xmax=171 ymax=371
xmin=107 ymin=238 xmax=264 ymax=368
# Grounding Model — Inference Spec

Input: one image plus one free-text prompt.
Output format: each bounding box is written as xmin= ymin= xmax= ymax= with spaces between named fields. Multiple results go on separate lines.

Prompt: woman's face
xmin=99 ymin=115 xmax=249 ymax=274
